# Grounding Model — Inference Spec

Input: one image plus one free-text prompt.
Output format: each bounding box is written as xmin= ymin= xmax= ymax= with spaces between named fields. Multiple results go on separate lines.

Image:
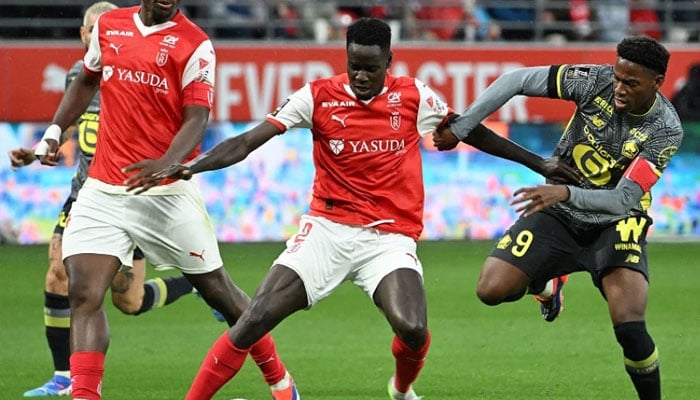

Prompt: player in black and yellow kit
xmin=8 ymin=2 xmax=199 ymax=396
xmin=435 ymin=36 xmax=682 ymax=400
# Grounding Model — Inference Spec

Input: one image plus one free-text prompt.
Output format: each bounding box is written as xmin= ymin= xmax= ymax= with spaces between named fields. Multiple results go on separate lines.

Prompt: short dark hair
xmin=346 ymin=17 xmax=391 ymax=54
xmin=617 ymin=36 xmax=670 ymax=75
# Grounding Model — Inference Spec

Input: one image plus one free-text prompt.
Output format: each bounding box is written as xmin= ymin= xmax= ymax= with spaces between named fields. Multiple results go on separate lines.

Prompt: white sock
xmin=54 ymin=370 xmax=70 ymax=379
xmin=270 ymin=371 xmax=291 ymax=390
xmin=537 ymin=279 xmax=554 ymax=298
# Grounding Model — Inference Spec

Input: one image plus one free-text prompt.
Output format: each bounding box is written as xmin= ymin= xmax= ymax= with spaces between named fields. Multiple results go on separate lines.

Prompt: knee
xmin=67 ymin=280 xmax=104 ymax=311
xmin=614 ymin=320 xmax=654 ymax=353
xmin=392 ymin=317 xmax=428 ymax=348
xmin=67 ymin=289 xmax=103 ymax=312
xmin=476 ymin=278 xmax=505 ymax=306
xmin=614 ymin=321 xmax=658 ymax=374
xmin=476 ymin=268 xmax=529 ymax=306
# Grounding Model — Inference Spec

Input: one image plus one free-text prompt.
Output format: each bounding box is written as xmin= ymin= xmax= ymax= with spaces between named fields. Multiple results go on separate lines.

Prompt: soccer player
xmin=26 ymin=1 xmax=298 ymax=400
xmin=138 ymin=17 xmax=582 ymax=400
xmin=8 ymin=2 xmax=197 ymax=397
xmin=435 ymin=36 xmax=683 ymax=400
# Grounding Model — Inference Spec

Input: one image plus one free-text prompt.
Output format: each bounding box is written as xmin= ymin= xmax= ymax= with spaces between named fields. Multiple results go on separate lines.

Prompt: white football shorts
xmin=62 ymin=178 xmax=223 ymax=274
xmin=273 ymin=215 xmax=423 ymax=306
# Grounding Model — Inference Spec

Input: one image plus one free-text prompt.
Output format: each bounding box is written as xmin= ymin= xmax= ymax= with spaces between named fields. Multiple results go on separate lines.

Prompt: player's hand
xmin=155 ymin=163 xmax=193 ymax=181
xmin=510 ymin=184 xmax=570 ymax=217
xmin=35 ymin=140 xmax=61 ymax=166
xmin=432 ymin=126 xmax=460 ymax=151
xmin=123 ymin=158 xmax=170 ymax=194
xmin=540 ymin=156 xmax=584 ymax=184
xmin=8 ymin=148 xmax=36 ymax=171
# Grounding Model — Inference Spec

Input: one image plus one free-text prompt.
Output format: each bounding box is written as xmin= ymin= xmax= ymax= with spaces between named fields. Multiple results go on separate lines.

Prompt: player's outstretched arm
xmin=130 ymin=120 xmax=284 ymax=193
xmin=186 ymin=120 xmax=283 ymax=175
xmin=465 ymin=124 xmax=583 ymax=184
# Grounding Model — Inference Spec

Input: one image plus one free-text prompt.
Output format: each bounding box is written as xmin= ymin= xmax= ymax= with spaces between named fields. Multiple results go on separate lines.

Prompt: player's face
xmin=346 ymin=43 xmax=392 ymax=100
xmin=612 ymin=57 xmax=664 ymax=115
xmin=141 ymin=0 xmax=181 ymax=25
xmin=79 ymin=14 xmax=98 ymax=49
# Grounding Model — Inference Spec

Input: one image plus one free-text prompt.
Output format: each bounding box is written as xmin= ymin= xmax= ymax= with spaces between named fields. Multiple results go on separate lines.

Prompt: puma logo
xmin=331 ymin=114 xmax=348 ymax=128
xmin=189 ymin=249 xmax=205 ymax=261
xmin=109 ymin=42 xmax=123 ymax=54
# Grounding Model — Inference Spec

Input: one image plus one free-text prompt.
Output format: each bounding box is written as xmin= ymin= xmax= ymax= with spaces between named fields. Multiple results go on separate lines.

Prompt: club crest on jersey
xmin=329 ymin=139 xmax=344 ymax=155
xmin=390 ymin=110 xmax=401 ymax=131
xmin=103 ymin=65 xmax=114 ymax=81
xmin=621 ymin=140 xmax=640 ymax=159
xmin=156 ymin=49 xmax=169 ymax=67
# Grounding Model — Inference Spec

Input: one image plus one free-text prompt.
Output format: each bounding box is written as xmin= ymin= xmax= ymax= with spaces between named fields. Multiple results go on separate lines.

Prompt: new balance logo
xmin=189 ymin=249 xmax=205 ymax=261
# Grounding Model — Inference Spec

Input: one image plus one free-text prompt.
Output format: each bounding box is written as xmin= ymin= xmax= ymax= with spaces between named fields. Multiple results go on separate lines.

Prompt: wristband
xmin=34 ymin=124 xmax=61 ymax=156
xmin=42 ymin=124 xmax=62 ymax=142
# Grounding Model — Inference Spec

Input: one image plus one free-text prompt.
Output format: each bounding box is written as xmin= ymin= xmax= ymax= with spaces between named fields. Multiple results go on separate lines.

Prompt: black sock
xmin=136 ymin=276 xmax=193 ymax=314
xmin=44 ymin=291 xmax=70 ymax=372
xmin=614 ymin=320 xmax=660 ymax=400
xmin=163 ymin=276 xmax=194 ymax=305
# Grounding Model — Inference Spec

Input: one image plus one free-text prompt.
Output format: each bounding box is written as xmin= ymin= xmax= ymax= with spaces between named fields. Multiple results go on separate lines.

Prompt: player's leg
xmin=597 ymin=216 xmax=659 ymax=400
xmin=477 ymin=212 xmax=578 ymax=321
xmin=184 ymin=264 xmax=307 ymax=400
xmin=374 ymin=269 xmax=428 ymax=400
xmin=136 ymin=190 xmax=306 ymax=400
xmin=23 ymin=228 xmax=72 ymax=397
xmin=358 ymin=231 xmax=428 ymax=400
xmin=604 ymin=268 xmax=659 ymax=400
xmin=476 ymin=256 xmax=531 ymax=305
xmin=109 ymin=248 xmax=194 ymax=315
xmin=64 ymin=253 xmax=122 ymax=400
xmin=61 ymin=186 xmax=135 ymax=400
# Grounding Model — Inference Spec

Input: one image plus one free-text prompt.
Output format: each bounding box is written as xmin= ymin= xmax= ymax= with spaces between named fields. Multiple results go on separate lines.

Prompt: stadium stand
xmin=0 ymin=0 xmax=698 ymax=43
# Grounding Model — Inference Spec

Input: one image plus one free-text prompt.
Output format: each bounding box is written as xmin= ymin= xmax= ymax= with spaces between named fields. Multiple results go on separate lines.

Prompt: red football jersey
xmin=267 ymin=73 xmax=451 ymax=240
xmin=83 ymin=7 xmax=215 ymax=185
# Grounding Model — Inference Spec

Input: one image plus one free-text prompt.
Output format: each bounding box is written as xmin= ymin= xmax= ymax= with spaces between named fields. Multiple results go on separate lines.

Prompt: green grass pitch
xmin=1 ymin=241 xmax=698 ymax=399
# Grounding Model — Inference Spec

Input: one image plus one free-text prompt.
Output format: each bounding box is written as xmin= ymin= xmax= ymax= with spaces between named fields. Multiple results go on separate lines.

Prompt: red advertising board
xmin=1 ymin=43 xmax=697 ymax=123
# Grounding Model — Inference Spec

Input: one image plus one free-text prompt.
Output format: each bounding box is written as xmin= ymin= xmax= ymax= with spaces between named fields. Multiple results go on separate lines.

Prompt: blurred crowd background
xmin=1 ymin=0 xmax=699 ymax=44
xmin=3 ymin=121 xmax=699 ymax=244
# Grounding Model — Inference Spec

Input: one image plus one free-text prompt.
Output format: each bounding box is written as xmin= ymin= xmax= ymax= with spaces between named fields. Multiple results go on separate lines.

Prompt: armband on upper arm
xmin=183 ymin=81 xmax=214 ymax=109
xmin=623 ymin=157 xmax=661 ymax=192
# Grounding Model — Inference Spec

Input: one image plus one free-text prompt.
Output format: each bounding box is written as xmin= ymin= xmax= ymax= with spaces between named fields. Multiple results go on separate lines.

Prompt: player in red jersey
xmin=7 ymin=2 xmax=207 ymax=397
xmin=135 ymin=18 xmax=581 ymax=400
xmin=30 ymin=1 xmax=297 ymax=399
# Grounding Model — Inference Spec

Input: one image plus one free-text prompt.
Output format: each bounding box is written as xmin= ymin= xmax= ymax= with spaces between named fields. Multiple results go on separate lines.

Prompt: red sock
xmin=248 ymin=333 xmax=287 ymax=385
xmin=185 ymin=331 xmax=249 ymax=400
xmin=70 ymin=351 xmax=105 ymax=400
xmin=391 ymin=330 xmax=431 ymax=393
